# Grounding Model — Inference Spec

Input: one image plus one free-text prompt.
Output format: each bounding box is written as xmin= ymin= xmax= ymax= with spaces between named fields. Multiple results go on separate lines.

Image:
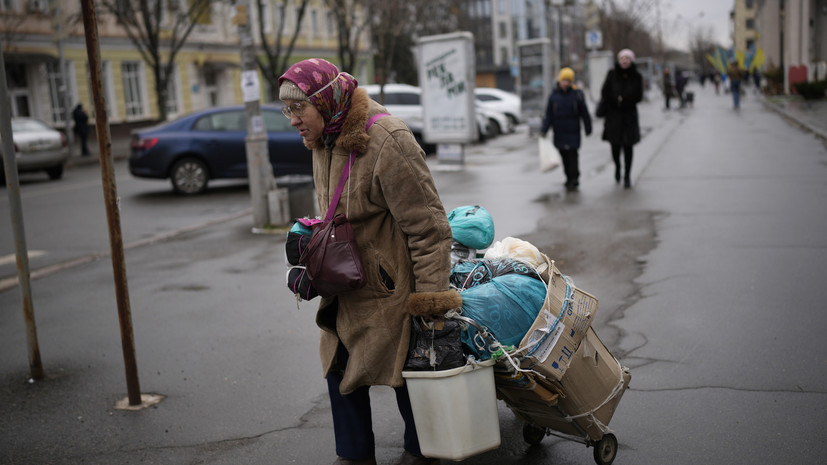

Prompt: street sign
xmin=586 ymin=30 xmax=603 ymax=49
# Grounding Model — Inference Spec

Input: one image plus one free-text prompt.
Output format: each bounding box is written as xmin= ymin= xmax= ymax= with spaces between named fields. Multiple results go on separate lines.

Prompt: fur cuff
xmin=408 ymin=290 xmax=463 ymax=317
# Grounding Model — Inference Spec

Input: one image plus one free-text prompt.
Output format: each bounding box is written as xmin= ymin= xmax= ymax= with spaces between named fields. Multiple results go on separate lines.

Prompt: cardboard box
xmin=550 ymin=327 xmax=631 ymax=440
xmin=503 ymin=328 xmax=631 ymax=442
xmin=518 ymin=263 xmax=598 ymax=381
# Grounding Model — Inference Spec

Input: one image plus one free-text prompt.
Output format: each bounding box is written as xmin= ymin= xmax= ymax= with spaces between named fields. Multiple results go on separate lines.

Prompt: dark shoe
xmin=392 ymin=450 xmax=440 ymax=465
xmin=614 ymin=168 xmax=621 ymax=183
xmin=623 ymin=178 xmax=631 ymax=189
xmin=332 ymin=457 xmax=377 ymax=465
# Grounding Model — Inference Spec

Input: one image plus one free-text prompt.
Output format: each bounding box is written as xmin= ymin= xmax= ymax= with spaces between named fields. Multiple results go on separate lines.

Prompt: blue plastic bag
xmin=459 ymin=274 xmax=547 ymax=359
xmin=448 ymin=205 xmax=495 ymax=250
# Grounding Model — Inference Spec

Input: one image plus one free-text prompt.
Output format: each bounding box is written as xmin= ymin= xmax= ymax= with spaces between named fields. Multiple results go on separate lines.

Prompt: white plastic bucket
xmin=402 ymin=359 xmax=501 ymax=460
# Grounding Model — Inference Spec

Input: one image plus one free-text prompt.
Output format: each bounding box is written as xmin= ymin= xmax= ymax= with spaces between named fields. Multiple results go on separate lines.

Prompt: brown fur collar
xmin=304 ymin=88 xmax=371 ymax=153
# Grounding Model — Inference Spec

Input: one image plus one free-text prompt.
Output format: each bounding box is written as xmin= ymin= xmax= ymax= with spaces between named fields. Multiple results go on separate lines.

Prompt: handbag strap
xmin=325 ymin=112 xmax=390 ymax=221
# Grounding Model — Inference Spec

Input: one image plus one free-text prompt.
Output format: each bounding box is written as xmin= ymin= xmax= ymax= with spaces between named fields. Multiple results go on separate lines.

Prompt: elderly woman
xmin=278 ymin=58 xmax=460 ymax=465
xmin=600 ymin=48 xmax=643 ymax=188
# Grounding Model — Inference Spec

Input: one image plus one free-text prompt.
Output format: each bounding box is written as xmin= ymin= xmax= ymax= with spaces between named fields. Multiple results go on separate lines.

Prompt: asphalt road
xmin=1 ymin=84 xmax=826 ymax=465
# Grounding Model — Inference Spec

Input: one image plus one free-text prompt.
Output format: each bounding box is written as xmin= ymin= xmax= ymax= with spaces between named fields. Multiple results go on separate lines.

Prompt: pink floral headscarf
xmin=278 ymin=58 xmax=358 ymax=135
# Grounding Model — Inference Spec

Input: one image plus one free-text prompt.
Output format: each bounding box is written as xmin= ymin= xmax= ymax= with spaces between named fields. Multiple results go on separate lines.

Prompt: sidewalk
xmin=761 ymin=94 xmax=827 ymax=142
xmin=64 ymin=122 xmax=140 ymax=168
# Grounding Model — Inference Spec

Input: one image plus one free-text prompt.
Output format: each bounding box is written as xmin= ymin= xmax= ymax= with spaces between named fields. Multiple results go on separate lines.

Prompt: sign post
xmin=417 ymin=32 xmax=476 ymax=168
xmin=516 ymin=38 xmax=552 ymax=136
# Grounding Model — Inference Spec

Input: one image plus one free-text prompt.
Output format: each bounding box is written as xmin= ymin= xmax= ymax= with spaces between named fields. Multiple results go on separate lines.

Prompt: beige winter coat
xmin=305 ymin=88 xmax=461 ymax=394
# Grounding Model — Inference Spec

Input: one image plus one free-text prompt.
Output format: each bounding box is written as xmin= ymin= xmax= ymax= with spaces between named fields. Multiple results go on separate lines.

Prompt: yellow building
xmin=0 ymin=0 xmax=373 ymax=131
xmin=731 ymin=0 xmax=759 ymax=53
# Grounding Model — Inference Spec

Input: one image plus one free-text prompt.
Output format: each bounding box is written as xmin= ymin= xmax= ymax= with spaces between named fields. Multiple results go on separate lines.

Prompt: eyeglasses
xmin=282 ymin=101 xmax=308 ymax=119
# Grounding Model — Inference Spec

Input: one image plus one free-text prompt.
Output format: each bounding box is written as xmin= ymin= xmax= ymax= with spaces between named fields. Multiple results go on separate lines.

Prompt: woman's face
xmin=619 ymin=55 xmax=632 ymax=69
xmin=559 ymin=80 xmax=571 ymax=90
xmin=283 ymin=100 xmax=325 ymax=142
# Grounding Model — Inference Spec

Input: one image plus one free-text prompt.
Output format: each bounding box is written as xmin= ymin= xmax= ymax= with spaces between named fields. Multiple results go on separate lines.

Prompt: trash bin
xmin=275 ymin=175 xmax=316 ymax=220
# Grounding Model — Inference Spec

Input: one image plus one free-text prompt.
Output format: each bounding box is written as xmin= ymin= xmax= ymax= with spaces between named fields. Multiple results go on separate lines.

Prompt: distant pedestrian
xmin=662 ymin=68 xmax=674 ymax=110
xmin=600 ymin=49 xmax=643 ymax=188
xmin=752 ymin=69 xmax=762 ymax=94
xmin=72 ymin=103 xmax=90 ymax=156
xmin=727 ymin=61 xmax=745 ymax=109
xmin=675 ymin=72 xmax=688 ymax=108
xmin=713 ymin=72 xmax=721 ymax=95
xmin=540 ymin=67 xmax=592 ymax=191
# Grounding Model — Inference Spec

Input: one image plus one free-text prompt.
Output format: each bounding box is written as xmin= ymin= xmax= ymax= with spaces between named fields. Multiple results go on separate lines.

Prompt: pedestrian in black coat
xmin=72 ymin=103 xmax=90 ymax=156
xmin=540 ymin=67 xmax=592 ymax=190
xmin=600 ymin=49 xmax=643 ymax=188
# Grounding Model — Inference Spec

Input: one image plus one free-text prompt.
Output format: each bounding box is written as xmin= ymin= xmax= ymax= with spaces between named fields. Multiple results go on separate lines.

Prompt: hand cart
xmin=452 ymin=314 xmax=630 ymax=465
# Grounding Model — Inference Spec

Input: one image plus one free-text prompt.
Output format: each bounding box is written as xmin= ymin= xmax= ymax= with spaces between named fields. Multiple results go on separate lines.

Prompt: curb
xmin=761 ymin=97 xmax=827 ymax=143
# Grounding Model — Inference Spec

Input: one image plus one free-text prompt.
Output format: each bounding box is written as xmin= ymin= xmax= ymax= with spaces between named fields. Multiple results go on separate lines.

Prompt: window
xmin=746 ymin=18 xmax=755 ymax=29
xmin=499 ymin=21 xmax=507 ymax=39
xmin=46 ymin=61 xmax=69 ymax=124
xmin=165 ymin=65 xmax=181 ymax=117
xmin=311 ymin=9 xmax=318 ymax=35
xmin=193 ymin=111 xmax=245 ymax=131
xmin=745 ymin=0 xmax=754 ymax=8
xmin=121 ymin=61 xmax=145 ymax=118
xmin=0 ymin=0 xmax=19 ymax=12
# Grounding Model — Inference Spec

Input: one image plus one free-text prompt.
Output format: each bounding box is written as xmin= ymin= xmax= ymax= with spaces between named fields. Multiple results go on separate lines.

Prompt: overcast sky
xmin=659 ymin=0 xmax=733 ymax=50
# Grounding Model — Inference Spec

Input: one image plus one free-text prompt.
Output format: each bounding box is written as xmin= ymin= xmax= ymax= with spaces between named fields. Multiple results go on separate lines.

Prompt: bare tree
xmin=324 ymin=0 xmax=372 ymax=73
xmin=599 ymin=0 xmax=657 ymax=57
xmin=688 ymin=24 xmax=716 ymax=72
xmin=255 ymin=0 xmax=309 ymax=100
xmin=101 ymin=0 xmax=211 ymax=122
xmin=0 ymin=16 xmax=26 ymax=53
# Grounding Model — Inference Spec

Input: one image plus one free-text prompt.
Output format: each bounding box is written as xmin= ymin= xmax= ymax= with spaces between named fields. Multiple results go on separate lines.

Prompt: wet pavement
xmin=2 ymin=84 xmax=827 ymax=465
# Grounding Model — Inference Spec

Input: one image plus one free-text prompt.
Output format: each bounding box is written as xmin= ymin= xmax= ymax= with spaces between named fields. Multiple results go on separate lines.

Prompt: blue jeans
xmin=326 ymin=344 xmax=423 ymax=460
xmin=731 ymin=81 xmax=741 ymax=108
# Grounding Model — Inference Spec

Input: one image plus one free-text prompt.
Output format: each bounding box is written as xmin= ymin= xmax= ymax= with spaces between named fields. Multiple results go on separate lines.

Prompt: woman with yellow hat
xmin=540 ymin=67 xmax=592 ymax=191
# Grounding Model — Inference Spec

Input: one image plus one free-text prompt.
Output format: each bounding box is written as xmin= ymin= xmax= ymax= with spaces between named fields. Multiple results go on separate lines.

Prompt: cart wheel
xmin=522 ymin=423 xmax=546 ymax=445
xmin=593 ymin=433 xmax=618 ymax=465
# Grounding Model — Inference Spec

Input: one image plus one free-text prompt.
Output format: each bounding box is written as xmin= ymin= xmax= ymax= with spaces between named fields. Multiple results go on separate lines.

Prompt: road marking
xmin=0 ymin=208 xmax=253 ymax=293
xmin=0 ymin=250 xmax=46 ymax=266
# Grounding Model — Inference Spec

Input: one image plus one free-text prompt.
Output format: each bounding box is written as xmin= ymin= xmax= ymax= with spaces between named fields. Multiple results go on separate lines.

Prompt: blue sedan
xmin=129 ymin=104 xmax=312 ymax=194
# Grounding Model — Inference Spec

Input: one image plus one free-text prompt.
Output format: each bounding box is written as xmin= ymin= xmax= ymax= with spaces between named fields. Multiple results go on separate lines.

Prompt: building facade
xmin=0 ymin=0 xmax=373 ymax=131
xmin=754 ymin=0 xmax=826 ymax=93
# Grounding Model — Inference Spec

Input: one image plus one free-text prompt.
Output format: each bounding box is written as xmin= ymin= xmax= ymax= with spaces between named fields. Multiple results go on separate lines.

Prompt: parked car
xmin=363 ymin=83 xmax=509 ymax=153
xmin=0 ymin=117 xmax=70 ymax=185
xmin=475 ymin=87 xmax=523 ymax=126
xmin=129 ymin=104 xmax=312 ymax=194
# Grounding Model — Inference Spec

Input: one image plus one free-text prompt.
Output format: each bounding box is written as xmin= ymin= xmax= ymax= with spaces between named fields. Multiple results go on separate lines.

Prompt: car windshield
xmin=12 ymin=119 xmax=52 ymax=133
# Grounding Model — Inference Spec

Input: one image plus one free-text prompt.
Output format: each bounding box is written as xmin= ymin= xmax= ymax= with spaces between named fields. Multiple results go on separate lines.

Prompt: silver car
xmin=0 ymin=117 xmax=70 ymax=184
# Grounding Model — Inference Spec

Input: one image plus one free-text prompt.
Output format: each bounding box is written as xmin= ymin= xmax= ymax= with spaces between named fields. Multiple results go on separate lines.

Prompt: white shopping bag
xmin=538 ymin=137 xmax=560 ymax=172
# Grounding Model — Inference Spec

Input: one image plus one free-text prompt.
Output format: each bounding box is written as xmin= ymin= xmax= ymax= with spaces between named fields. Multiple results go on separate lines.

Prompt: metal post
xmin=80 ymin=0 xmax=142 ymax=406
xmin=0 ymin=47 xmax=44 ymax=382
xmin=235 ymin=0 xmax=275 ymax=231
xmin=54 ymin=1 xmax=74 ymax=156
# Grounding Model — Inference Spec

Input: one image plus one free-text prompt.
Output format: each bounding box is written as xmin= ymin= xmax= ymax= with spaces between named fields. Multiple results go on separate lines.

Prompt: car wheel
xmin=487 ymin=119 xmax=501 ymax=137
xmin=46 ymin=165 xmax=64 ymax=180
xmin=170 ymin=158 xmax=208 ymax=195
xmin=507 ymin=114 xmax=520 ymax=127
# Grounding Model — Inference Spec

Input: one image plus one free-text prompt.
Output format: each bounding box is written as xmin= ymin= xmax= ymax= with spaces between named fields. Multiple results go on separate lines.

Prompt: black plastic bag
xmin=404 ymin=318 xmax=466 ymax=371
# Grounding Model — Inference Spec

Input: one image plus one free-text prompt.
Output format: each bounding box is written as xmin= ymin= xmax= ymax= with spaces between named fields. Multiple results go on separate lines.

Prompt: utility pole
xmin=53 ymin=0 xmax=74 ymax=156
xmin=0 ymin=46 xmax=43 ymax=382
xmin=234 ymin=0 xmax=275 ymax=231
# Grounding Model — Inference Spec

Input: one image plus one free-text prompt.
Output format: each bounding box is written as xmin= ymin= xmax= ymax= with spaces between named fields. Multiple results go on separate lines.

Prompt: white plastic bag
xmin=484 ymin=237 xmax=549 ymax=276
xmin=538 ymin=137 xmax=560 ymax=172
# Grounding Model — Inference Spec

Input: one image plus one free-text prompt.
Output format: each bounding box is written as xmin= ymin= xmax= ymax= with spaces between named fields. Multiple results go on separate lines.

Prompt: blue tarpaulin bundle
xmin=448 ymin=205 xmax=495 ymax=250
xmin=457 ymin=273 xmax=547 ymax=360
